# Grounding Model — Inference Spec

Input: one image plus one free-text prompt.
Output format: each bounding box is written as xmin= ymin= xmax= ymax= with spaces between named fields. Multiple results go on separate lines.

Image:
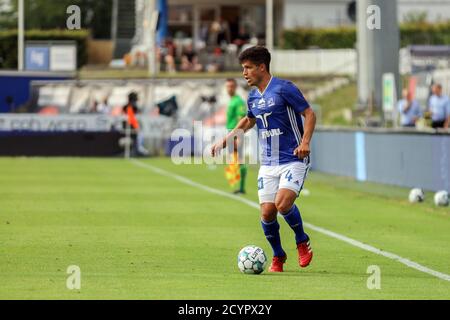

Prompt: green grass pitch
xmin=0 ymin=157 xmax=449 ymax=299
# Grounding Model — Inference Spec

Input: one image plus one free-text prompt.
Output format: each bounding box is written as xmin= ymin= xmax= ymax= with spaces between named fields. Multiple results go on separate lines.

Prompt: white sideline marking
xmin=130 ymin=160 xmax=450 ymax=282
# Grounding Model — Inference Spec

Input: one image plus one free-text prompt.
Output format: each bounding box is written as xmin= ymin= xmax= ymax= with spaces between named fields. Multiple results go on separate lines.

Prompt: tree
xmin=0 ymin=0 xmax=16 ymax=30
xmin=5 ymin=0 xmax=113 ymax=38
xmin=403 ymin=11 xmax=428 ymax=24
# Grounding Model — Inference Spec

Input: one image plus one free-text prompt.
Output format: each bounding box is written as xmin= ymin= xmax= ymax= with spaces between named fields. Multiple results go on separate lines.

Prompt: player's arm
xmin=282 ymin=81 xmax=316 ymax=159
xmin=294 ymin=107 xmax=316 ymax=159
xmin=403 ymin=102 xmax=412 ymax=113
xmin=211 ymin=116 xmax=256 ymax=157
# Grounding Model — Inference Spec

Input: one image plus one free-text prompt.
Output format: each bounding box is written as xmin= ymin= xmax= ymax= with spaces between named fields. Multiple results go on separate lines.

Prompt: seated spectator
xmin=233 ymin=26 xmax=250 ymax=52
xmin=180 ymin=43 xmax=203 ymax=72
xmin=397 ymin=89 xmax=422 ymax=128
xmin=217 ymin=17 xmax=231 ymax=47
xmin=427 ymin=84 xmax=450 ymax=129
xmin=206 ymin=47 xmax=225 ymax=73
xmin=159 ymin=38 xmax=177 ymax=73
xmin=97 ymin=98 xmax=111 ymax=114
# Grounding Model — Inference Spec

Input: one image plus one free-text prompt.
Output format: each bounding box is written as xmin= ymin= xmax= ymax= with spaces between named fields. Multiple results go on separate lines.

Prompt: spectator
xmin=208 ymin=18 xmax=231 ymax=47
xmin=427 ymin=84 xmax=450 ymax=129
xmin=233 ymin=26 xmax=251 ymax=51
xmin=206 ymin=47 xmax=225 ymax=73
xmin=159 ymin=38 xmax=177 ymax=73
xmin=97 ymin=97 xmax=110 ymax=114
xmin=217 ymin=17 xmax=231 ymax=47
xmin=199 ymin=23 xmax=209 ymax=46
xmin=180 ymin=43 xmax=202 ymax=72
xmin=397 ymin=89 xmax=422 ymax=128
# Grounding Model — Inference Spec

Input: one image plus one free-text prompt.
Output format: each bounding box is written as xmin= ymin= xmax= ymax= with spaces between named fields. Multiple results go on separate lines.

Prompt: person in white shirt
xmin=427 ymin=84 xmax=450 ymax=129
xmin=397 ymin=89 xmax=422 ymax=128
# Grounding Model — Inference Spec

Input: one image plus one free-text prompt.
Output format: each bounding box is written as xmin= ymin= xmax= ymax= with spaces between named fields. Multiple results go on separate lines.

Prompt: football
xmin=408 ymin=188 xmax=425 ymax=203
xmin=434 ymin=190 xmax=449 ymax=206
xmin=237 ymin=245 xmax=267 ymax=274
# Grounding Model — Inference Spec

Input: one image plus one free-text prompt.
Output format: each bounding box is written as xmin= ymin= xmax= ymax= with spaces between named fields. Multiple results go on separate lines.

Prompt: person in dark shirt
xmin=180 ymin=43 xmax=202 ymax=72
xmin=122 ymin=92 xmax=149 ymax=156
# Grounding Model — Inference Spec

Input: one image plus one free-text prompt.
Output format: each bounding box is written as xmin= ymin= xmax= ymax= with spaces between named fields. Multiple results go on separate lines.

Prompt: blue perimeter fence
xmin=311 ymin=127 xmax=450 ymax=192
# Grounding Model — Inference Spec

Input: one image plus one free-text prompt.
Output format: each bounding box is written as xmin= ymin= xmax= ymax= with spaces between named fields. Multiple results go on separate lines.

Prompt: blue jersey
xmin=247 ymin=77 xmax=310 ymax=166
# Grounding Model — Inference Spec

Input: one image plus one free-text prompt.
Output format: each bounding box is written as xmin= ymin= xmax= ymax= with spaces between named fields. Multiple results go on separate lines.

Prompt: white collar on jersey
xmin=257 ymin=76 xmax=274 ymax=96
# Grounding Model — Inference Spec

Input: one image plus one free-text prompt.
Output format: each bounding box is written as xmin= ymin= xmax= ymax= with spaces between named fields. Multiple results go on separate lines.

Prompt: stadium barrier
xmin=0 ymin=114 xmax=172 ymax=157
xmin=0 ymin=131 xmax=123 ymax=157
xmin=272 ymin=49 xmax=356 ymax=75
xmin=311 ymin=127 xmax=450 ymax=192
xmin=1 ymin=113 xmax=449 ymax=192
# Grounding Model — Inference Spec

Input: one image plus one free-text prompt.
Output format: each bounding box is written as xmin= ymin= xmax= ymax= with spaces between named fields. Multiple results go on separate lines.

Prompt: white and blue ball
xmin=434 ymin=190 xmax=449 ymax=207
xmin=237 ymin=245 xmax=267 ymax=274
xmin=409 ymin=188 xmax=425 ymax=203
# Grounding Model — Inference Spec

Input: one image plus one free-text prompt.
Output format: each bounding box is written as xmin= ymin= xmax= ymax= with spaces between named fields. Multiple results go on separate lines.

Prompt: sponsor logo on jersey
xmin=257 ymin=98 xmax=266 ymax=109
xmin=261 ymin=128 xmax=283 ymax=139
xmin=255 ymin=112 xmax=272 ymax=128
xmin=267 ymin=97 xmax=275 ymax=107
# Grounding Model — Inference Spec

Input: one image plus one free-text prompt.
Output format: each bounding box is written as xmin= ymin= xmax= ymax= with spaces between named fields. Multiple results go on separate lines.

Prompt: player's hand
xmin=294 ymin=141 xmax=310 ymax=160
xmin=211 ymin=141 xmax=225 ymax=157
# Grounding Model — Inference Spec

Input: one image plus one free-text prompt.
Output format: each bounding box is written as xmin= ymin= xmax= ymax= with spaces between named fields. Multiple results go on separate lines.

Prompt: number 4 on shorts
xmin=258 ymin=177 xmax=264 ymax=190
xmin=285 ymin=170 xmax=293 ymax=182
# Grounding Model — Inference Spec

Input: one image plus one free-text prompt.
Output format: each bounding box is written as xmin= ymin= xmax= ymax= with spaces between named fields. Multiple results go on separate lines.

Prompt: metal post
xmin=146 ymin=0 xmax=158 ymax=77
xmin=357 ymin=0 xmax=399 ymax=123
xmin=18 ymin=0 xmax=24 ymax=71
xmin=266 ymin=0 xmax=273 ymax=51
xmin=111 ymin=0 xmax=119 ymax=44
xmin=125 ymin=122 xmax=131 ymax=159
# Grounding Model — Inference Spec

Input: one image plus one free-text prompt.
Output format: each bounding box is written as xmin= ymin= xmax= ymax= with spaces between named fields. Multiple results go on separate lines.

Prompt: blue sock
xmin=280 ymin=205 xmax=308 ymax=244
xmin=261 ymin=219 xmax=286 ymax=257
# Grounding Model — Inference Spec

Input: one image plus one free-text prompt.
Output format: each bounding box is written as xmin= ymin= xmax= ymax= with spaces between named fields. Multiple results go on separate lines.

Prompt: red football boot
xmin=268 ymin=255 xmax=287 ymax=272
xmin=297 ymin=240 xmax=313 ymax=268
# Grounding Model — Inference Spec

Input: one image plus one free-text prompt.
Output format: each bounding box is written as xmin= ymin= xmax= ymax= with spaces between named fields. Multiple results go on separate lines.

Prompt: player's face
xmin=435 ymin=86 xmax=442 ymax=96
xmin=241 ymin=60 xmax=263 ymax=87
xmin=226 ymin=81 xmax=237 ymax=97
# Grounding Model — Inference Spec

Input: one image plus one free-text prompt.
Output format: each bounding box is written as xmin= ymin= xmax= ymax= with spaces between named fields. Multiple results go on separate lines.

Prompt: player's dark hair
xmin=238 ymin=46 xmax=271 ymax=73
xmin=128 ymin=92 xmax=138 ymax=103
xmin=226 ymin=78 xmax=237 ymax=85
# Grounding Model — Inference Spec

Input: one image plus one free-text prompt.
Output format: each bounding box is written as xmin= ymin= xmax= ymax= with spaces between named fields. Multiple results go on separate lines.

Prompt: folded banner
xmin=225 ymin=153 xmax=241 ymax=188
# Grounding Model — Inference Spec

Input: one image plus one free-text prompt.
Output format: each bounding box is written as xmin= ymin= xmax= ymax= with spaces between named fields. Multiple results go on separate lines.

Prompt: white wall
xmin=272 ymin=49 xmax=356 ymax=75
xmin=398 ymin=0 xmax=450 ymax=23
xmin=283 ymin=0 xmax=450 ymax=29
xmin=283 ymin=0 xmax=352 ymax=28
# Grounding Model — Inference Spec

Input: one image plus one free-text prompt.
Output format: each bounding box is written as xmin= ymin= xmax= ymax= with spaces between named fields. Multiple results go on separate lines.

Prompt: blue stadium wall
xmin=311 ymin=128 xmax=450 ymax=192
xmin=0 ymin=71 xmax=73 ymax=113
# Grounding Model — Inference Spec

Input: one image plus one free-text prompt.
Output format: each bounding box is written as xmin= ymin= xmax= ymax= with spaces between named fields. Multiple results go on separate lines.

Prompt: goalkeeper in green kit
xmin=224 ymin=78 xmax=247 ymax=194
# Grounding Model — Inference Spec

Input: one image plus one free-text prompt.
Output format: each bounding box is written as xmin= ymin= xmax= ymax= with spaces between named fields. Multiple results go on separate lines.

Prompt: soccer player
xmin=225 ymin=78 xmax=247 ymax=194
xmin=211 ymin=46 xmax=316 ymax=272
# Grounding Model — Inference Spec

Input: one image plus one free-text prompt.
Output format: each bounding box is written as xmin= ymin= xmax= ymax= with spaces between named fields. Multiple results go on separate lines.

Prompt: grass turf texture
xmin=0 ymin=157 xmax=449 ymax=299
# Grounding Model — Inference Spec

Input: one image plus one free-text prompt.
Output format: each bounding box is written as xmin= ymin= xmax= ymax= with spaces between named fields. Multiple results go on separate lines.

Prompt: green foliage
xmin=282 ymin=27 xmax=356 ymax=50
xmin=403 ymin=11 xmax=428 ymax=24
xmin=4 ymin=0 xmax=112 ymax=38
xmin=400 ymin=22 xmax=450 ymax=47
xmin=0 ymin=29 xmax=90 ymax=69
xmin=0 ymin=0 xmax=16 ymax=30
xmin=314 ymin=82 xmax=358 ymax=126
xmin=282 ymin=22 xmax=450 ymax=49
